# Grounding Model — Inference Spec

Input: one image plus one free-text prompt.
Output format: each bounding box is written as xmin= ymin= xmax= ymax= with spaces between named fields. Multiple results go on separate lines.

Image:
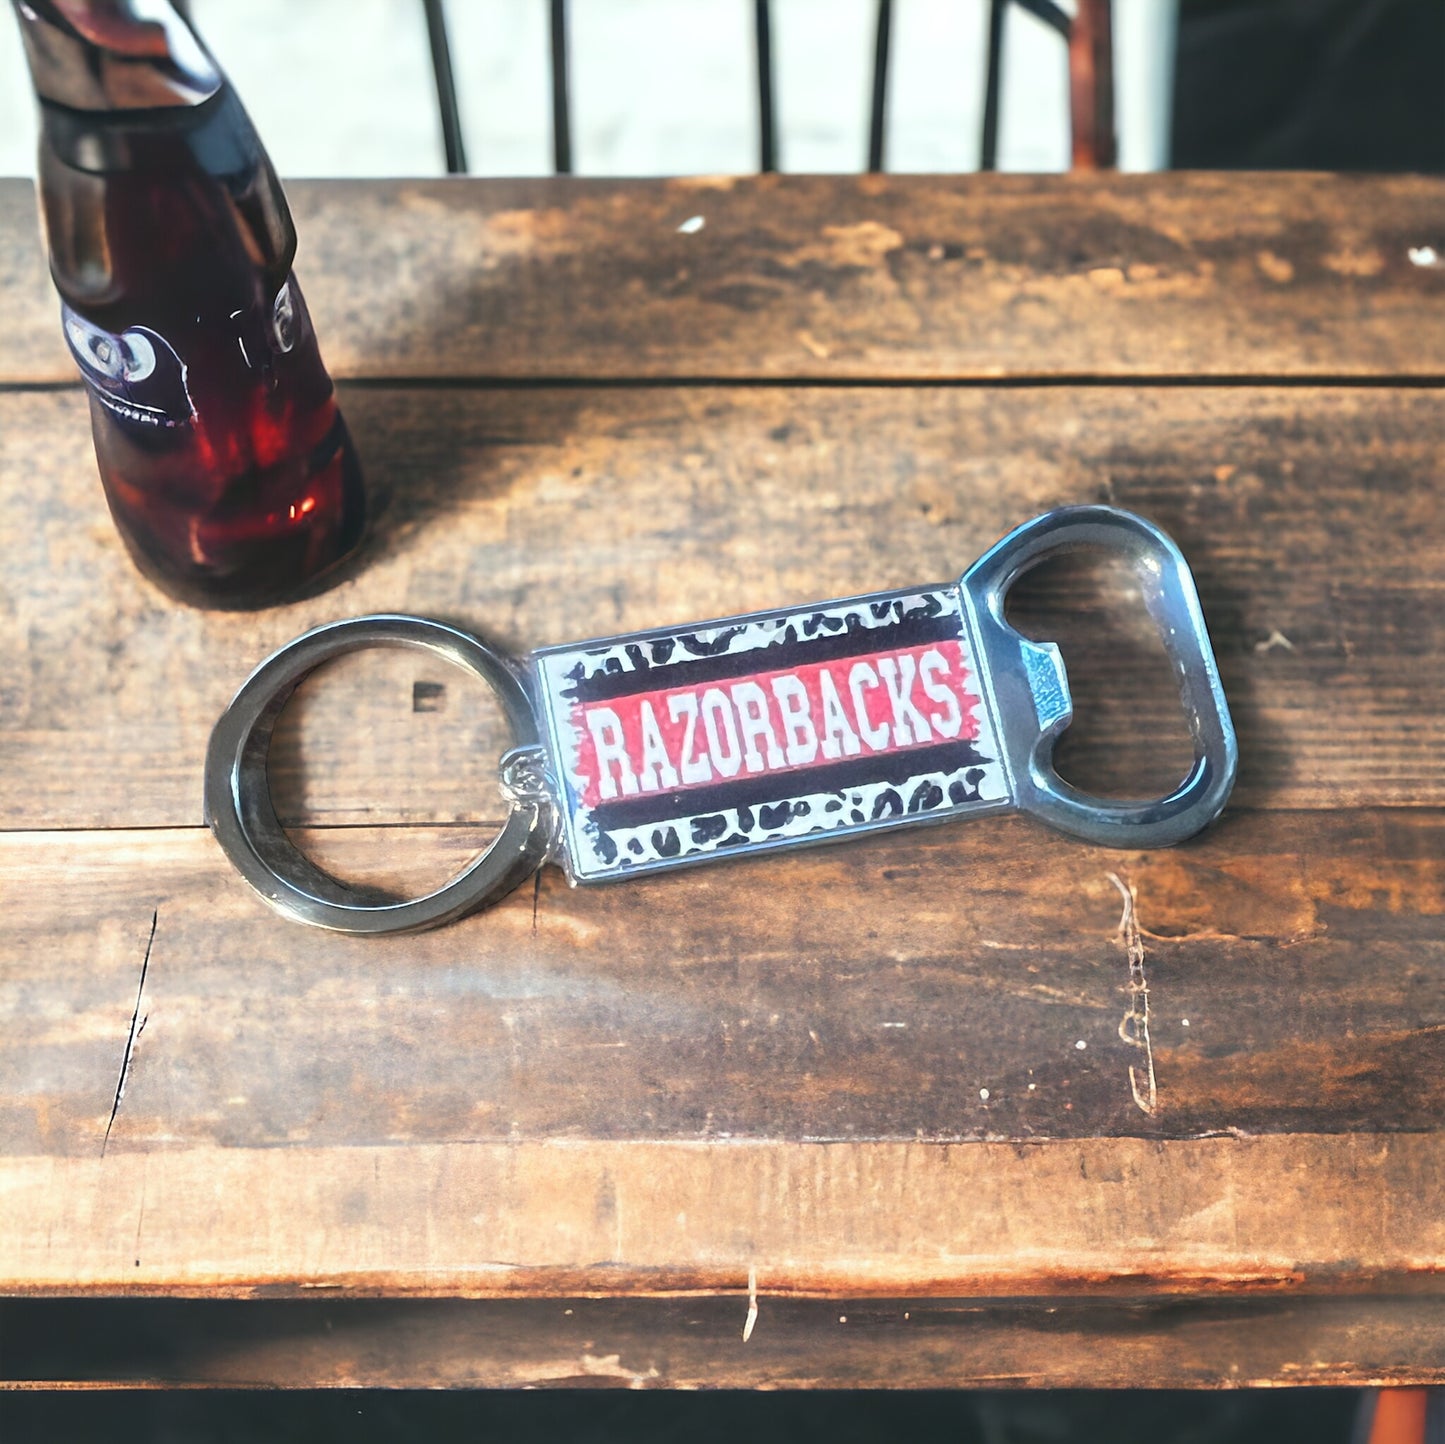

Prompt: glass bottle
xmin=13 ymin=0 xmax=367 ymax=608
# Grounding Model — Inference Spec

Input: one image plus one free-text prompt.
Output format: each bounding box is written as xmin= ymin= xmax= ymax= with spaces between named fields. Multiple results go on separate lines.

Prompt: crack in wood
xmin=102 ymin=909 xmax=156 ymax=1158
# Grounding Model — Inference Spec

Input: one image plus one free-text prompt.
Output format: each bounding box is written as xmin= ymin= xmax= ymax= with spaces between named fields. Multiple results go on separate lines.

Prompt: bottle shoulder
xmin=36 ymin=90 xmax=296 ymax=315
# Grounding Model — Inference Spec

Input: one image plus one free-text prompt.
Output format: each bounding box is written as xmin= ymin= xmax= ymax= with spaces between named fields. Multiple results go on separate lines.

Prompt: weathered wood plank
xmin=1 ymin=1131 xmax=1441 ymax=1296
xmin=4 ymin=174 xmax=1445 ymax=384
xmin=4 ymin=1295 xmax=1443 ymax=1389
xmin=3 ymin=384 xmax=1443 ymax=827
xmin=2 ymin=813 xmax=1440 ymax=1153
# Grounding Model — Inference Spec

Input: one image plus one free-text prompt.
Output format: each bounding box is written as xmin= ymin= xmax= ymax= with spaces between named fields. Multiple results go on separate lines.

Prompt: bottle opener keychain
xmin=206 ymin=507 xmax=1238 ymax=934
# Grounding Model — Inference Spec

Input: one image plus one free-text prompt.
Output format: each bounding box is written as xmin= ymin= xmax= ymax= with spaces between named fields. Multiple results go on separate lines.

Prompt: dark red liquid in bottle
xmin=35 ymin=76 xmax=366 ymax=608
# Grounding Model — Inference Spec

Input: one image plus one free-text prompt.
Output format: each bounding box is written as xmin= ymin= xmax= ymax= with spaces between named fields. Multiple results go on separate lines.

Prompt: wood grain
xmin=4 ymin=173 xmax=1445 ymax=385
xmin=2 ymin=1131 xmax=1442 ymax=1296
xmin=6 ymin=1294 xmax=1445 ymax=1389
xmin=1 ymin=812 xmax=1440 ymax=1153
xmin=4 ymin=383 xmax=1444 ymax=828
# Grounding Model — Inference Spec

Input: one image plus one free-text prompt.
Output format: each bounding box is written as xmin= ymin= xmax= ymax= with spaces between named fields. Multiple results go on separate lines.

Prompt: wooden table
xmin=1 ymin=173 xmax=1442 ymax=1390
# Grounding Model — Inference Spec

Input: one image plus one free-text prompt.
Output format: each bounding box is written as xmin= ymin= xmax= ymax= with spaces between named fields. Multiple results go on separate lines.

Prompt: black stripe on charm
xmin=559 ymin=604 xmax=965 ymax=705
xmin=586 ymin=737 xmax=994 ymax=832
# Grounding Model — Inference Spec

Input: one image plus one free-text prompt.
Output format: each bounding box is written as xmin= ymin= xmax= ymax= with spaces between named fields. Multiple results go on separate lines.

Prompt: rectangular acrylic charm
xmin=531 ymin=586 xmax=1013 ymax=882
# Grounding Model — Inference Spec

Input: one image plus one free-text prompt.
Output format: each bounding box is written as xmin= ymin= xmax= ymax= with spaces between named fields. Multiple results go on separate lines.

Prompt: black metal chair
xmin=419 ymin=0 xmax=1115 ymax=178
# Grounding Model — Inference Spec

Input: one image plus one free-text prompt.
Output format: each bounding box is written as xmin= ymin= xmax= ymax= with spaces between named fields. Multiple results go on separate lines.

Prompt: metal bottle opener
xmin=205 ymin=507 xmax=1237 ymax=934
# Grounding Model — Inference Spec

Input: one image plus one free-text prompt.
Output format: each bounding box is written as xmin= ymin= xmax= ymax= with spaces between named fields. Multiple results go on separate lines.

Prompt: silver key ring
xmin=204 ymin=615 xmax=554 ymax=934
xmin=206 ymin=507 xmax=1238 ymax=934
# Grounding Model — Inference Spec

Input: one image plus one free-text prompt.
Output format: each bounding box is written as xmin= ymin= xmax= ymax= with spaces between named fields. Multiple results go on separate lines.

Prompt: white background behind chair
xmin=0 ymin=0 xmax=1175 ymax=178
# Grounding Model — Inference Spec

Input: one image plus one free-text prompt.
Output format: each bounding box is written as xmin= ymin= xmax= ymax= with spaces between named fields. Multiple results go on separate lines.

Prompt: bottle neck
xmin=13 ymin=0 xmax=222 ymax=111
xmin=19 ymin=1 xmax=296 ymax=312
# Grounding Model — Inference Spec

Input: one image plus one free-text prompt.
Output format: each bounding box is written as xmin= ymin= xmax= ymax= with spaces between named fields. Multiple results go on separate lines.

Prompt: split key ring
xmin=205 ymin=506 xmax=1238 ymax=934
